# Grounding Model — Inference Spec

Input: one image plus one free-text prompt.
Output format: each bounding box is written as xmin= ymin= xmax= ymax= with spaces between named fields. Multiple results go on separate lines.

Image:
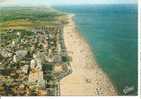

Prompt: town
xmin=0 ymin=24 xmax=72 ymax=96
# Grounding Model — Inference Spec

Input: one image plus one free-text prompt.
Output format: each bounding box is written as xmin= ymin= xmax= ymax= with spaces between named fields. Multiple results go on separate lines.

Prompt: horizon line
xmin=0 ymin=3 xmax=138 ymax=7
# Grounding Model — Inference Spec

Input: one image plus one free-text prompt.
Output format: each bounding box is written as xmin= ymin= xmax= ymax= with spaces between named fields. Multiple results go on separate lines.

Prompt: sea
xmin=54 ymin=4 xmax=138 ymax=95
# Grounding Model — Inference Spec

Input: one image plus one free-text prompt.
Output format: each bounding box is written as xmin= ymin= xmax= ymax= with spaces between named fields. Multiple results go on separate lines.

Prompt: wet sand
xmin=60 ymin=15 xmax=118 ymax=96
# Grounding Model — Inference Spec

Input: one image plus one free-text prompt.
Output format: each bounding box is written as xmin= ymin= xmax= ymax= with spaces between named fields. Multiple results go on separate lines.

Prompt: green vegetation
xmin=0 ymin=7 xmax=68 ymax=32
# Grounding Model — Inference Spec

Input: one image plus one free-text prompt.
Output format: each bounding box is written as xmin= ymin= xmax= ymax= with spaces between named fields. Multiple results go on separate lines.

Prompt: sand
xmin=60 ymin=15 xmax=118 ymax=96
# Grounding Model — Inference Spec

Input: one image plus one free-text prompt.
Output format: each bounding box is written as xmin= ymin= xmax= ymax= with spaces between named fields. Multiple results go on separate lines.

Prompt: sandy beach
xmin=60 ymin=15 xmax=118 ymax=96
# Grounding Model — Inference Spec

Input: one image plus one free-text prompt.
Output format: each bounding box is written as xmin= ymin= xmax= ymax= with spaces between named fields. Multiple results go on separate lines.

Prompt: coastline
xmin=60 ymin=14 xmax=118 ymax=96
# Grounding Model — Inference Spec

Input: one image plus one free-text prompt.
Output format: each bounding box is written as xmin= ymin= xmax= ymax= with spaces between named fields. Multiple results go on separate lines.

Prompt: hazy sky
xmin=46 ymin=0 xmax=137 ymax=5
xmin=0 ymin=0 xmax=137 ymax=6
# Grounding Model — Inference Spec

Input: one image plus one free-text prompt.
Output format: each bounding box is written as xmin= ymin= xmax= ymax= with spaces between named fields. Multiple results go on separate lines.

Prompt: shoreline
xmin=60 ymin=15 xmax=118 ymax=96
xmin=69 ymin=14 xmax=119 ymax=94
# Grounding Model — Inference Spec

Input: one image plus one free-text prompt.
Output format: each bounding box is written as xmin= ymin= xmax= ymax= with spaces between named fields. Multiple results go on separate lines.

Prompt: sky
xmin=0 ymin=0 xmax=138 ymax=6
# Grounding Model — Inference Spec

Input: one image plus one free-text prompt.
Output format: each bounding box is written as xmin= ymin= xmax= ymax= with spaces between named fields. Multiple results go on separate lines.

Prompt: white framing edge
xmin=0 ymin=0 xmax=140 ymax=99
xmin=138 ymin=0 xmax=140 ymax=98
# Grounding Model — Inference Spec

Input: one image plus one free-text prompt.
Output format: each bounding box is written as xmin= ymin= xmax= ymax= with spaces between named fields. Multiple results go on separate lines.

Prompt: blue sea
xmin=54 ymin=4 xmax=138 ymax=95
